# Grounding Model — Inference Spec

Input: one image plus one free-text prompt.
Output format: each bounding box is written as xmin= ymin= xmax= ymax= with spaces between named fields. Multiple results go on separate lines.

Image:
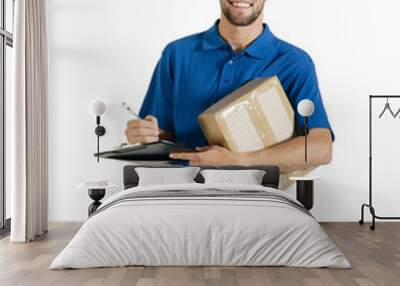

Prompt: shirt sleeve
xmin=139 ymin=47 xmax=174 ymax=132
xmin=287 ymin=55 xmax=334 ymax=140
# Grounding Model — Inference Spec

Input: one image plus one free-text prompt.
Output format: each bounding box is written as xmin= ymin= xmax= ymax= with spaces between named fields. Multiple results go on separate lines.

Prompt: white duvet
xmin=50 ymin=183 xmax=350 ymax=269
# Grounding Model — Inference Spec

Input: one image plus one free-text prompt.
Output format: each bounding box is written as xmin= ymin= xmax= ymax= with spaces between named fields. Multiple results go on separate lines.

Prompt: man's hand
xmin=169 ymin=128 xmax=333 ymax=171
xmin=125 ymin=115 xmax=159 ymax=144
xmin=170 ymin=145 xmax=243 ymax=166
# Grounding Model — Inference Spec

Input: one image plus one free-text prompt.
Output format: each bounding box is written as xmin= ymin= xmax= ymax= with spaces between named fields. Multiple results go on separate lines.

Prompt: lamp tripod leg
xmin=96 ymin=116 xmax=100 ymax=162
xmin=305 ymin=116 xmax=308 ymax=163
xmin=97 ymin=128 xmax=99 ymax=162
xmin=94 ymin=116 xmax=106 ymax=162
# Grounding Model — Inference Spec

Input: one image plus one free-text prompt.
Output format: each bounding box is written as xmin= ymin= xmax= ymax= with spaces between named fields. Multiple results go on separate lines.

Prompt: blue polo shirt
xmin=139 ymin=21 xmax=333 ymax=148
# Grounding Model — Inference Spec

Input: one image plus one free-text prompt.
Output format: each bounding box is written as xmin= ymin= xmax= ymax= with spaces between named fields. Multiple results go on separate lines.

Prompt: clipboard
xmin=96 ymin=140 xmax=194 ymax=161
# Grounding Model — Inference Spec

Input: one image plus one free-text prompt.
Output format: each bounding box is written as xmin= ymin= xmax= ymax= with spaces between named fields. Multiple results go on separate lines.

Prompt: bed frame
xmin=123 ymin=165 xmax=280 ymax=189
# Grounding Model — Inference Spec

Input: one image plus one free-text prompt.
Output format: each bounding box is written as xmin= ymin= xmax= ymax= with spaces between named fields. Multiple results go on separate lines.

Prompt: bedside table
xmin=289 ymin=176 xmax=320 ymax=211
xmin=77 ymin=183 xmax=117 ymax=216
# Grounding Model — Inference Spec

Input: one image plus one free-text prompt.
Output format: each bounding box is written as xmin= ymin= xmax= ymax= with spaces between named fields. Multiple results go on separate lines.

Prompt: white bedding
xmin=50 ymin=183 xmax=350 ymax=269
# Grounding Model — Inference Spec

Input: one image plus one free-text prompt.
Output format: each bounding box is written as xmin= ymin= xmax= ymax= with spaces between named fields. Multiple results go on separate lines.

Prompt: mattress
xmin=50 ymin=183 xmax=350 ymax=269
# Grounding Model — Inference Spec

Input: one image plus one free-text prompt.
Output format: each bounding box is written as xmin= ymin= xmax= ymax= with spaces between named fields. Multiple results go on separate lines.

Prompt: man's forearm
xmin=240 ymin=128 xmax=333 ymax=173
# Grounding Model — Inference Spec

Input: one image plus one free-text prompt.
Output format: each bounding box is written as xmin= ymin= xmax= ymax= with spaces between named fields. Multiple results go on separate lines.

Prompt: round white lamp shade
xmin=297 ymin=99 xmax=315 ymax=117
xmin=89 ymin=99 xmax=107 ymax=116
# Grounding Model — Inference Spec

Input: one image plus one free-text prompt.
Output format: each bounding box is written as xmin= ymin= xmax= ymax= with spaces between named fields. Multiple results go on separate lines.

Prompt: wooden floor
xmin=0 ymin=222 xmax=399 ymax=286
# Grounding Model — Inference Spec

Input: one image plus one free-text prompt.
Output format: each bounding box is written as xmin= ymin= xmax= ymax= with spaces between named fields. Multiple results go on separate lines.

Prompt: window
xmin=0 ymin=0 xmax=14 ymax=235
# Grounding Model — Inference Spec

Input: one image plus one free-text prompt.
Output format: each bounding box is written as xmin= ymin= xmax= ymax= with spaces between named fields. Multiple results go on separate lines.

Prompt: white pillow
xmin=135 ymin=167 xmax=200 ymax=186
xmin=200 ymin=169 xmax=266 ymax=185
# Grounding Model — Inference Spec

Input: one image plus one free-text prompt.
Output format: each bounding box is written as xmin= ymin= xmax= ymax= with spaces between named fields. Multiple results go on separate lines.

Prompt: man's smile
xmin=221 ymin=0 xmax=263 ymax=26
xmin=228 ymin=1 xmax=254 ymax=9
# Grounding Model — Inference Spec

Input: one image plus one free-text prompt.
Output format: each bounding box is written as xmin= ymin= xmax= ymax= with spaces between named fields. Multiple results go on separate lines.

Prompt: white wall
xmin=48 ymin=0 xmax=400 ymax=221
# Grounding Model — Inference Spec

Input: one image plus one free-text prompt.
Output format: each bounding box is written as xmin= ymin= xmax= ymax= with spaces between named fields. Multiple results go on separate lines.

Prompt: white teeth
xmin=231 ymin=2 xmax=251 ymax=8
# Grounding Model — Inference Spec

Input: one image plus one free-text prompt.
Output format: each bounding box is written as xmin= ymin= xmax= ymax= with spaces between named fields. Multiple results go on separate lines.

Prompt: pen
xmin=122 ymin=102 xmax=141 ymax=119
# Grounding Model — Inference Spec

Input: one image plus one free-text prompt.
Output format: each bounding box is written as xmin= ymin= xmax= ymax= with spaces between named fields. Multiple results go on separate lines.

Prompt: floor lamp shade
xmin=89 ymin=99 xmax=107 ymax=117
xmin=297 ymin=99 xmax=315 ymax=117
xmin=89 ymin=99 xmax=107 ymax=162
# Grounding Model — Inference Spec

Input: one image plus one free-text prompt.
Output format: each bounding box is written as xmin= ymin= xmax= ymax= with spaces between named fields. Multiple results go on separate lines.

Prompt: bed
xmin=50 ymin=165 xmax=350 ymax=269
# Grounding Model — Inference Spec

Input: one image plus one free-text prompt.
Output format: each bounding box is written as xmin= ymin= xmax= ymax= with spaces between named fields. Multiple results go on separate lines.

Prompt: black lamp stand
xmin=94 ymin=116 xmax=106 ymax=162
xmin=88 ymin=188 xmax=106 ymax=216
xmin=304 ymin=116 xmax=309 ymax=162
xmin=293 ymin=116 xmax=314 ymax=210
xmin=296 ymin=180 xmax=314 ymax=211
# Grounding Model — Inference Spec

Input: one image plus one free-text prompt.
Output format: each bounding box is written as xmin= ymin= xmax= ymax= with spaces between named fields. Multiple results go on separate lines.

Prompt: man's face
xmin=220 ymin=0 xmax=266 ymax=27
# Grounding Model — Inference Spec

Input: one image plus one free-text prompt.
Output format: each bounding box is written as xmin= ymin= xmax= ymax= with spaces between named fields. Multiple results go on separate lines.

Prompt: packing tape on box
xmin=215 ymin=77 xmax=295 ymax=153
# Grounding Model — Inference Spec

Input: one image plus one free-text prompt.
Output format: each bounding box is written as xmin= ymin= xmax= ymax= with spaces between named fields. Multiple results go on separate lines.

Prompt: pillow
xmin=135 ymin=167 xmax=200 ymax=186
xmin=200 ymin=169 xmax=266 ymax=185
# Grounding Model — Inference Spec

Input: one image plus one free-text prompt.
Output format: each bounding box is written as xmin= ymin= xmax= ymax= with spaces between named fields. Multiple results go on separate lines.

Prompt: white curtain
xmin=10 ymin=0 xmax=49 ymax=242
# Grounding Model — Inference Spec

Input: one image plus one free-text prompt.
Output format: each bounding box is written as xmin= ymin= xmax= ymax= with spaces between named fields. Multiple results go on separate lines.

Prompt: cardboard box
xmin=199 ymin=76 xmax=295 ymax=152
xmin=198 ymin=76 xmax=313 ymax=190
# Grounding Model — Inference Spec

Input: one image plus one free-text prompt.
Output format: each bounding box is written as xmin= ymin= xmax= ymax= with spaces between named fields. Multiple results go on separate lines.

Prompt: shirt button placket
xmin=222 ymin=59 xmax=234 ymax=85
xmin=214 ymin=57 xmax=236 ymax=103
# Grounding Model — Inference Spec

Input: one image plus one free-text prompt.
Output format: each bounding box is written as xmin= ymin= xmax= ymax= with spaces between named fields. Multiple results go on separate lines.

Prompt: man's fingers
xmin=125 ymin=128 xmax=159 ymax=137
xmin=169 ymin=152 xmax=199 ymax=161
xmin=210 ymin=145 xmax=225 ymax=150
xmin=127 ymin=119 xmax=157 ymax=129
xmin=195 ymin=145 xmax=226 ymax=152
xmin=127 ymin=135 xmax=158 ymax=144
xmin=125 ymin=116 xmax=161 ymax=144
xmin=145 ymin=115 xmax=158 ymax=126
xmin=195 ymin=146 xmax=213 ymax=152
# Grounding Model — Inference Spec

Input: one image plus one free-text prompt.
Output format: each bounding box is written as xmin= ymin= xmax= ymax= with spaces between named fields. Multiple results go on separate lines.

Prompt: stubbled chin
xmin=229 ymin=9 xmax=252 ymax=18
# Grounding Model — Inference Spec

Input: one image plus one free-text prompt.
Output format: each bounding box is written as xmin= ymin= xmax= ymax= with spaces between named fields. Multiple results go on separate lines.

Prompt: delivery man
xmin=125 ymin=0 xmax=333 ymax=172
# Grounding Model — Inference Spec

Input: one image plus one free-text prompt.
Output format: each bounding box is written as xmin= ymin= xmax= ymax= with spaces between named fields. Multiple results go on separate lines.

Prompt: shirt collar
xmin=202 ymin=20 xmax=276 ymax=60
xmin=202 ymin=20 xmax=227 ymax=50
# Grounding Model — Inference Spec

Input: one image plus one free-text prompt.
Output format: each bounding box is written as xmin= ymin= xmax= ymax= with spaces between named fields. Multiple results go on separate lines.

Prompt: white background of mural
xmin=47 ymin=0 xmax=400 ymax=221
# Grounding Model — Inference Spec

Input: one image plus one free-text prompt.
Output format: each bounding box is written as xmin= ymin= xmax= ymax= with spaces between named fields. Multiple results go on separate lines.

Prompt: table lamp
xmin=297 ymin=99 xmax=315 ymax=162
xmin=290 ymin=99 xmax=316 ymax=211
xmin=89 ymin=99 xmax=107 ymax=162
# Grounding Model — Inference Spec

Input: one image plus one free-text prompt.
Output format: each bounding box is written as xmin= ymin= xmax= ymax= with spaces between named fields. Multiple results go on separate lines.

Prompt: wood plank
xmin=0 ymin=222 xmax=399 ymax=286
